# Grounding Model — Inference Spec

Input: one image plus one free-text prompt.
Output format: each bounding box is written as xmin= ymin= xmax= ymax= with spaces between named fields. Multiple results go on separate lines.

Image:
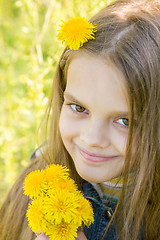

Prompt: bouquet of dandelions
xmin=23 ymin=164 xmax=94 ymax=240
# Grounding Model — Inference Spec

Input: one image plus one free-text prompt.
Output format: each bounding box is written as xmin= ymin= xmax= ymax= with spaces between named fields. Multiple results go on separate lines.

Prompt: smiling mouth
xmin=78 ymin=147 xmax=118 ymax=163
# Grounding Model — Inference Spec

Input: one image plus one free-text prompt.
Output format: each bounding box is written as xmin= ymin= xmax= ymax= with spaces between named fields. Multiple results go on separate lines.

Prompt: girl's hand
xmin=35 ymin=233 xmax=49 ymax=240
xmin=76 ymin=230 xmax=87 ymax=240
xmin=35 ymin=230 xmax=87 ymax=240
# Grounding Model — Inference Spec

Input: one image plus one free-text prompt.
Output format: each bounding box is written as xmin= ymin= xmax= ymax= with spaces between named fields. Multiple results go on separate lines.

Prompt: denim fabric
xmin=82 ymin=181 xmax=117 ymax=240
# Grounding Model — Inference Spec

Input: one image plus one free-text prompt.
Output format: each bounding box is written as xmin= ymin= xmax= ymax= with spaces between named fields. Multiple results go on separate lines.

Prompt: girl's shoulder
xmin=82 ymin=181 xmax=117 ymax=240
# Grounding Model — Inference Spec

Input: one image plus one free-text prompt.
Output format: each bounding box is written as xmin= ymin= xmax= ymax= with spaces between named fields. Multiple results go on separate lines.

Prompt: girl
xmin=1 ymin=0 xmax=160 ymax=239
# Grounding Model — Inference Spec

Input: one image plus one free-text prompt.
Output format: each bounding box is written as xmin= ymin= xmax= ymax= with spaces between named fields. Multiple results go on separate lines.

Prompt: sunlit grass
xmin=0 ymin=0 xmax=114 ymax=206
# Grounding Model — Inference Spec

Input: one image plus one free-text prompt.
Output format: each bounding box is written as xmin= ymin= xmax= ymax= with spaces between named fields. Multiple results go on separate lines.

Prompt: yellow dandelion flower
xmin=23 ymin=170 xmax=45 ymax=198
xmin=57 ymin=16 xmax=96 ymax=50
xmin=49 ymin=178 xmax=78 ymax=192
xmin=44 ymin=164 xmax=69 ymax=184
xmin=27 ymin=197 xmax=46 ymax=234
xmin=23 ymin=164 xmax=94 ymax=238
xmin=43 ymin=190 xmax=79 ymax=225
xmin=46 ymin=222 xmax=78 ymax=240
xmin=77 ymin=194 xmax=94 ymax=226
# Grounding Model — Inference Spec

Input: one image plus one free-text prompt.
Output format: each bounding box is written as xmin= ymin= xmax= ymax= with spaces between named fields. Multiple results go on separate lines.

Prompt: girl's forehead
xmin=67 ymin=53 xmax=128 ymax=93
xmin=66 ymin=54 xmax=129 ymax=114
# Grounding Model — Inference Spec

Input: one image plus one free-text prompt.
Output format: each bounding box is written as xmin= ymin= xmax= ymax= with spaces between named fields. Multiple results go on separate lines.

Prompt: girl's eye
xmin=70 ymin=104 xmax=88 ymax=114
xmin=115 ymin=118 xmax=129 ymax=127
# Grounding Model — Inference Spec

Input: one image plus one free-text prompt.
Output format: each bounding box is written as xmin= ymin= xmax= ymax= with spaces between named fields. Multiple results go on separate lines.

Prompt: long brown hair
xmin=1 ymin=0 xmax=160 ymax=239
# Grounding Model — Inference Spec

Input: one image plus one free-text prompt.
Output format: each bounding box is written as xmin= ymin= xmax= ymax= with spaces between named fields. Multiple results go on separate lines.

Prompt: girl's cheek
xmin=59 ymin=113 xmax=79 ymax=141
xmin=60 ymin=107 xmax=83 ymax=133
xmin=110 ymin=126 xmax=128 ymax=155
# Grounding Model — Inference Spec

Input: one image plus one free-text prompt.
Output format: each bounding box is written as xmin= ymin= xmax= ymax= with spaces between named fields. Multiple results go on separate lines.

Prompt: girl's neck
xmin=99 ymin=177 xmax=123 ymax=203
xmin=99 ymin=174 xmax=133 ymax=203
xmin=102 ymin=175 xmax=124 ymax=189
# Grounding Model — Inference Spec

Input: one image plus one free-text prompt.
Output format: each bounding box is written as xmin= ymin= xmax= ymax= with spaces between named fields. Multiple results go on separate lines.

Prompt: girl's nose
xmin=80 ymin=118 xmax=110 ymax=148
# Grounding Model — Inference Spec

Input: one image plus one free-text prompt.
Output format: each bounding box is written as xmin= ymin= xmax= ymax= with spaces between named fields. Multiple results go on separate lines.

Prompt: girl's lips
xmin=78 ymin=147 xmax=118 ymax=163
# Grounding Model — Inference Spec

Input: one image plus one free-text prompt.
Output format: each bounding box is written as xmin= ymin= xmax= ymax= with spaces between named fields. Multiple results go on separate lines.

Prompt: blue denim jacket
xmin=82 ymin=181 xmax=117 ymax=240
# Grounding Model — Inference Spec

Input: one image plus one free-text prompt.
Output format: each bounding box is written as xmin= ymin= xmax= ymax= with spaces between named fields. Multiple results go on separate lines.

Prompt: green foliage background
xmin=0 ymin=0 xmax=114 ymax=205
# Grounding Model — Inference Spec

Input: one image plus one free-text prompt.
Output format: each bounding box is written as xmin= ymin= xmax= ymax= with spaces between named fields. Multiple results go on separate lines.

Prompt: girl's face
xmin=59 ymin=54 xmax=129 ymax=183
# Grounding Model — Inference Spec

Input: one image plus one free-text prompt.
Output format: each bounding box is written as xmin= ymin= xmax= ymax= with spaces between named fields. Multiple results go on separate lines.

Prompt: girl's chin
xmin=76 ymin=167 xmax=113 ymax=183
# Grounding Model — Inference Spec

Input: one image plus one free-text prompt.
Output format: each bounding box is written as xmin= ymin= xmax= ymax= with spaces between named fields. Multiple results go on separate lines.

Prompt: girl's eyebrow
xmin=64 ymin=92 xmax=129 ymax=118
xmin=63 ymin=92 xmax=85 ymax=106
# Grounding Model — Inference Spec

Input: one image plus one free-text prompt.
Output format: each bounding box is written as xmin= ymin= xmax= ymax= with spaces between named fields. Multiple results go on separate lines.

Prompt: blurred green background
xmin=0 ymin=0 xmax=114 ymax=205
